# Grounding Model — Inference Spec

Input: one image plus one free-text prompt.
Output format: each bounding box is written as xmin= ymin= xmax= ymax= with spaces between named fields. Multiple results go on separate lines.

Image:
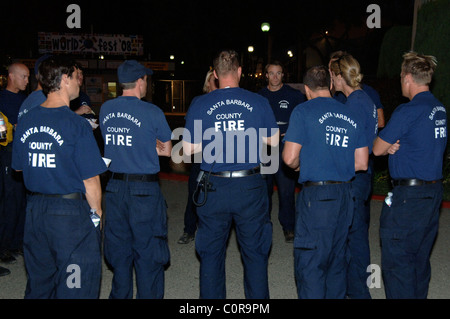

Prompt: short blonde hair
xmin=401 ymin=51 xmax=437 ymax=85
xmin=329 ymin=54 xmax=363 ymax=89
xmin=213 ymin=50 xmax=240 ymax=77
xmin=203 ymin=69 xmax=215 ymax=93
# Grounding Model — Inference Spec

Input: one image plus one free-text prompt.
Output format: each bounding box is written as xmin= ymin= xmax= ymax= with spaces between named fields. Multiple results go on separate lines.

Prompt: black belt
xmin=31 ymin=192 xmax=85 ymax=200
xmin=211 ymin=166 xmax=260 ymax=178
xmin=112 ymin=173 xmax=159 ymax=182
xmin=392 ymin=179 xmax=440 ymax=187
xmin=303 ymin=180 xmax=352 ymax=187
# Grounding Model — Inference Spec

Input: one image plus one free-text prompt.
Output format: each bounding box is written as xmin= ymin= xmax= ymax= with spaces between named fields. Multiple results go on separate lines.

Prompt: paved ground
xmin=1 ymin=178 xmax=449 ymax=299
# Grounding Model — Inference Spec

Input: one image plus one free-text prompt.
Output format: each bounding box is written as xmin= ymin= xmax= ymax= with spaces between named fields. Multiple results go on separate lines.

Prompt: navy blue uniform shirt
xmin=184 ymin=87 xmax=278 ymax=172
xmin=100 ymin=96 xmax=172 ymax=174
xmin=284 ymin=97 xmax=367 ymax=183
xmin=12 ymin=105 xmax=106 ymax=194
xmin=0 ymin=90 xmax=27 ymax=125
xmin=345 ymin=89 xmax=378 ymax=154
xmin=379 ymin=91 xmax=447 ymax=180
xmin=258 ymin=84 xmax=306 ymax=135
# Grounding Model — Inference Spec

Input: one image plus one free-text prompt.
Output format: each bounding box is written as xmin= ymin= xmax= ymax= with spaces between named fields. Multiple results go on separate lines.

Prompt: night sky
xmin=0 ymin=0 xmax=414 ymax=78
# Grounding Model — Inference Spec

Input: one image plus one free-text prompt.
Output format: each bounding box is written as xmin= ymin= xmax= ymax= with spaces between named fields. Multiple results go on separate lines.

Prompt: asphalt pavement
xmin=1 ymin=177 xmax=449 ymax=299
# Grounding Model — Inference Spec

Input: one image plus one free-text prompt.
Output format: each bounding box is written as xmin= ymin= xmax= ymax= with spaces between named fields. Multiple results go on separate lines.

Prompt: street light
xmin=261 ymin=22 xmax=270 ymax=32
xmin=247 ymin=46 xmax=255 ymax=77
xmin=261 ymin=22 xmax=272 ymax=63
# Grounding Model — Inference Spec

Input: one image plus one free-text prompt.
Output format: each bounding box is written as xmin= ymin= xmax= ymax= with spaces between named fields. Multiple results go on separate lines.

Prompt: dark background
xmin=0 ymin=0 xmax=414 ymax=81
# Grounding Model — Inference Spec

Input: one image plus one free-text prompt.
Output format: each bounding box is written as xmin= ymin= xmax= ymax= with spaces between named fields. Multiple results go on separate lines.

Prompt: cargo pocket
xmin=150 ymin=235 xmax=170 ymax=266
xmin=294 ymin=238 xmax=317 ymax=251
xmin=150 ymin=213 xmax=170 ymax=266
xmin=151 ymin=192 xmax=170 ymax=266
xmin=379 ymin=228 xmax=409 ymax=271
xmin=294 ymin=238 xmax=318 ymax=274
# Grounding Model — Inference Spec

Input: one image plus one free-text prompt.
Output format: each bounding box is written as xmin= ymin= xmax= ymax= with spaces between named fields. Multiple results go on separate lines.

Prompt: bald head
xmin=7 ymin=63 xmax=30 ymax=92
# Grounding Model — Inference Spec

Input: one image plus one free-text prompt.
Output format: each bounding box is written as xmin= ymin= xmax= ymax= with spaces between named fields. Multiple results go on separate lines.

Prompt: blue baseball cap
xmin=117 ymin=60 xmax=153 ymax=83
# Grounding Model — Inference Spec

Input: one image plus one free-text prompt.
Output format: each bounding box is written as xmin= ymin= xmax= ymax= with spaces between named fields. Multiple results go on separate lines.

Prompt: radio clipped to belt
xmin=193 ymin=169 xmax=215 ymax=207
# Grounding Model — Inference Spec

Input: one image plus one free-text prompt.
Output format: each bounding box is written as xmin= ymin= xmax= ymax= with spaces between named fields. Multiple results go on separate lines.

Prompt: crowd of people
xmin=0 ymin=48 xmax=446 ymax=299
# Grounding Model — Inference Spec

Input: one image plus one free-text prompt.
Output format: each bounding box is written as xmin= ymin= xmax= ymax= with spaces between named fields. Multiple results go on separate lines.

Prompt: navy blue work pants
xmin=380 ymin=182 xmax=442 ymax=299
xmin=0 ymin=146 xmax=26 ymax=252
xmin=294 ymin=183 xmax=353 ymax=299
xmin=104 ymin=178 xmax=169 ymax=299
xmin=266 ymin=147 xmax=297 ymax=232
xmin=183 ymin=162 xmax=200 ymax=235
xmin=23 ymin=195 xmax=102 ymax=299
xmin=347 ymin=172 xmax=372 ymax=299
xmin=195 ymin=174 xmax=272 ymax=299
